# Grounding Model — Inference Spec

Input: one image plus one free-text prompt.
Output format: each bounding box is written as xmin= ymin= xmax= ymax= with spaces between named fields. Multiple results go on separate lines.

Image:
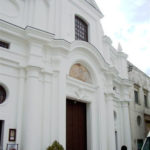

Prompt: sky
xmin=95 ymin=0 xmax=150 ymax=76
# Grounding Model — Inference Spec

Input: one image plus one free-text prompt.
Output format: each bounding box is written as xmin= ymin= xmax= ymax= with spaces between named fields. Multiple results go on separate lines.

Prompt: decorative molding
xmin=66 ymin=76 xmax=97 ymax=102
xmin=103 ymin=35 xmax=112 ymax=45
xmin=71 ymin=40 xmax=109 ymax=71
xmin=25 ymin=26 xmax=54 ymax=43
xmin=0 ymin=56 xmax=19 ymax=68
xmin=0 ymin=20 xmax=55 ymax=42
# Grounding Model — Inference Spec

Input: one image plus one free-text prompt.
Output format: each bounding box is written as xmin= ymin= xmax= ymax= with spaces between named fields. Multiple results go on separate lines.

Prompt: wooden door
xmin=66 ymin=99 xmax=87 ymax=150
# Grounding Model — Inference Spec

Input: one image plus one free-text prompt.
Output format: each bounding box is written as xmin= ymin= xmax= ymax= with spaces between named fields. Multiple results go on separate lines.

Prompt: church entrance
xmin=66 ymin=99 xmax=87 ymax=150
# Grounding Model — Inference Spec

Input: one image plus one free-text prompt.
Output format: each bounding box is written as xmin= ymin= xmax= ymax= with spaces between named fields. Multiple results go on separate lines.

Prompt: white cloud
xmin=95 ymin=0 xmax=150 ymax=76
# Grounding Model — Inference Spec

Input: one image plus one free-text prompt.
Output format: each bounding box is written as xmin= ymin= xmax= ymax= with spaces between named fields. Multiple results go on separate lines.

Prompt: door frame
xmin=66 ymin=76 xmax=99 ymax=150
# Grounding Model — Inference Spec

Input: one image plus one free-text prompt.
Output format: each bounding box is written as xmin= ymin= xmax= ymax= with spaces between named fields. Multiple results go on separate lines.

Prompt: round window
xmin=137 ymin=116 xmax=142 ymax=126
xmin=0 ymin=85 xmax=7 ymax=104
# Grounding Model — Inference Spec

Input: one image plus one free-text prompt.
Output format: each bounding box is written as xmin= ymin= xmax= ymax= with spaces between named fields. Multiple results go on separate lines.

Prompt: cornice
xmin=113 ymin=76 xmax=132 ymax=87
xmin=103 ymin=35 xmax=112 ymax=45
xmin=0 ymin=56 xmax=19 ymax=69
xmin=25 ymin=26 xmax=54 ymax=43
xmin=48 ymin=39 xmax=71 ymax=52
xmin=67 ymin=75 xmax=98 ymax=92
xmin=0 ymin=19 xmax=55 ymax=43
xmin=104 ymin=65 xmax=119 ymax=79
xmin=0 ymin=19 xmax=25 ymax=38
xmin=71 ymin=40 xmax=109 ymax=71
xmin=118 ymin=51 xmax=128 ymax=59
xmin=105 ymin=92 xmax=115 ymax=101
xmin=128 ymin=61 xmax=150 ymax=79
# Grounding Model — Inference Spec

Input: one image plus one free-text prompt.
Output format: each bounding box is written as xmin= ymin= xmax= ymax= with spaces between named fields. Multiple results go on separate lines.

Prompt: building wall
xmin=0 ymin=0 xmax=132 ymax=150
xmin=0 ymin=0 xmax=128 ymax=79
xmin=128 ymin=62 xmax=150 ymax=150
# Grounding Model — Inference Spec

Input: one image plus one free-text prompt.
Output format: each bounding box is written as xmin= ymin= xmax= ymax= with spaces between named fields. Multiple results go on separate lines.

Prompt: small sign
xmin=8 ymin=129 xmax=16 ymax=142
xmin=6 ymin=144 xmax=18 ymax=150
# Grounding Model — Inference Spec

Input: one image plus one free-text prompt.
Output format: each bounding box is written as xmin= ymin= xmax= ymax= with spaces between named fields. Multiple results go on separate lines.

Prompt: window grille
xmin=0 ymin=40 xmax=10 ymax=49
xmin=75 ymin=16 xmax=88 ymax=42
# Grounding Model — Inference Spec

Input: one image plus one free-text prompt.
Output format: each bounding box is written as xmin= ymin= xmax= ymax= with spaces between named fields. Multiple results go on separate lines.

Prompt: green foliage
xmin=47 ymin=141 xmax=64 ymax=150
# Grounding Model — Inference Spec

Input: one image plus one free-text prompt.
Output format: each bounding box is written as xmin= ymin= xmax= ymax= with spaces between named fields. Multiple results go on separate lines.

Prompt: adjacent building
xmin=128 ymin=61 xmax=150 ymax=150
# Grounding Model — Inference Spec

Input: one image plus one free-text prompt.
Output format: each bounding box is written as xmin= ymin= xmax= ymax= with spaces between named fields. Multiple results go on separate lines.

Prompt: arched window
xmin=75 ymin=16 xmax=88 ymax=42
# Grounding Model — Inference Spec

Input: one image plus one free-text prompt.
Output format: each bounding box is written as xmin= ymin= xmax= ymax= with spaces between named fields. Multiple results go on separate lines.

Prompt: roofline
xmin=128 ymin=61 xmax=150 ymax=79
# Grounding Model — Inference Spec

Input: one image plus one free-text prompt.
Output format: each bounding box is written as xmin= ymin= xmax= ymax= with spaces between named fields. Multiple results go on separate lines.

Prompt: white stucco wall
xmin=0 ymin=0 xmax=132 ymax=150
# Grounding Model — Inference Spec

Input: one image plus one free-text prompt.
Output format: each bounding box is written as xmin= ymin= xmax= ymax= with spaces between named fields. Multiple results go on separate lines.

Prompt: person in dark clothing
xmin=121 ymin=145 xmax=127 ymax=150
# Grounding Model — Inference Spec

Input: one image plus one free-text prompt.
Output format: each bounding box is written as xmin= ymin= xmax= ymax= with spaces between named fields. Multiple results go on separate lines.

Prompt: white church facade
xmin=0 ymin=0 xmax=132 ymax=150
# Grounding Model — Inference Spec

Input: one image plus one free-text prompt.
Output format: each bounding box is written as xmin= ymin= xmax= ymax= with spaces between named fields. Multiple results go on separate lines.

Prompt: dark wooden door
xmin=66 ymin=99 xmax=87 ymax=150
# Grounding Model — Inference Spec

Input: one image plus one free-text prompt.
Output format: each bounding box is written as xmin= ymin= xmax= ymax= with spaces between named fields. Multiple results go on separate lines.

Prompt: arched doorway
xmin=66 ymin=63 xmax=92 ymax=150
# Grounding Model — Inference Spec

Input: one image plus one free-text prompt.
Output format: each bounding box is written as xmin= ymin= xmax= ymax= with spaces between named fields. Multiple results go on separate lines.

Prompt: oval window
xmin=0 ymin=85 xmax=7 ymax=104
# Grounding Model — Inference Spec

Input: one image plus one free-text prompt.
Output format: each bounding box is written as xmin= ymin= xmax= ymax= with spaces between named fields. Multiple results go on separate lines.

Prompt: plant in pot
xmin=47 ymin=140 xmax=64 ymax=150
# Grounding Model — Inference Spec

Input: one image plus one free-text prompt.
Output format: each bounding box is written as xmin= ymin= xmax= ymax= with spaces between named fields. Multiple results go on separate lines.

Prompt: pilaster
xmin=122 ymin=102 xmax=132 ymax=150
xmin=97 ymin=77 xmax=107 ymax=150
xmin=42 ymin=72 xmax=52 ymax=150
xmin=50 ymin=56 xmax=67 ymax=148
xmin=16 ymin=68 xmax=25 ymax=150
xmin=27 ymin=42 xmax=43 ymax=68
xmin=22 ymin=66 xmax=42 ymax=150
xmin=90 ymin=98 xmax=99 ymax=150
xmin=105 ymin=93 xmax=116 ymax=150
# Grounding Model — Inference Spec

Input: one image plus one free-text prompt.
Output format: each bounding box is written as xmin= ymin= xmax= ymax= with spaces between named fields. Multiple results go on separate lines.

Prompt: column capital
xmin=105 ymin=92 xmax=115 ymax=102
xmin=26 ymin=66 xmax=41 ymax=78
xmin=121 ymin=101 xmax=129 ymax=107
xmin=18 ymin=68 xmax=26 ymax=78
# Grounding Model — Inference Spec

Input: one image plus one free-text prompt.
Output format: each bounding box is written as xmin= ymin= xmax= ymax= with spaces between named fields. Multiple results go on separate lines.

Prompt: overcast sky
xmin=95 ymin=0 xmax=150 ymax=76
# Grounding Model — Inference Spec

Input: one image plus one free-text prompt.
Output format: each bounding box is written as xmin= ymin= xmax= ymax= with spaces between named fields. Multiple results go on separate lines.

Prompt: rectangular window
xmin=144 ymin=89 xmax=148 ymax=108
xmin=75 ymin=16 xmax=88 ymax=42
xmin=144 ymin=95 xmax=148 ymax=107
xmin=134 ymin=84 xmax=139 ymax=104
xmin=134 ymin=90 xmax=139 ymax=104
xmin=0 ymin=40 xmax=10 ymax=49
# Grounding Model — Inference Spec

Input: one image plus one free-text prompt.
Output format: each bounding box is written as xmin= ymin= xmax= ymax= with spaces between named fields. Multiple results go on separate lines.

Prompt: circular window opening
xmin=0 ymin=85 xmax=7 ymax=104
xmin=137 ymin=116 xmax=142 ymax=126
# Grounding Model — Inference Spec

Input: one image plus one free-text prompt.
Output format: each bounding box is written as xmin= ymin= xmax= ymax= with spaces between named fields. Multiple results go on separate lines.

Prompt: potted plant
xmin=47 ymin=140 xmax=64 ymax=150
